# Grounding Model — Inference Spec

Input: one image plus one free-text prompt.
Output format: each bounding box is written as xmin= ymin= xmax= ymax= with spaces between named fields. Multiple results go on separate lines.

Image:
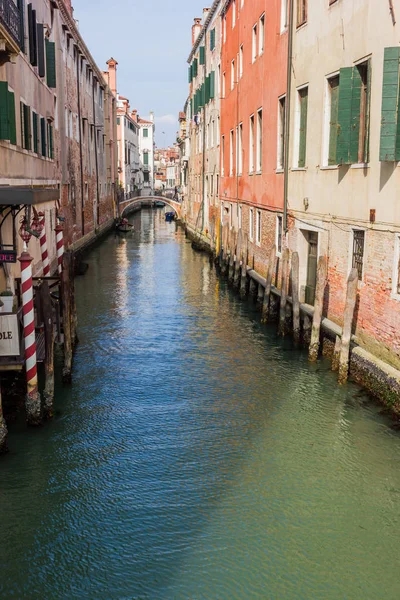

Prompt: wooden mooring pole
xmin=308 ymin=255 xmax=328 ymax=362
xmin=291 ymin=251 xmax=301 ymax=344
xmin=338 ymin=268 xmax=358 ymax=384
xmin=240 ymin=235 xmax=249 ymax=298
xmin=40 ymin=281 xmax=55 ymax=418
xmin=62 ymin=251 xmax=73 ymax=383
xmin=278 ymin=248 xmax=290 ymax=336
xmin=261 ymin=245 xmax=276 ymax=323
xmin=228 ymin=230 xmax=236 ymax=284
xmin=233 ymin=228 xmax=242 ymax=289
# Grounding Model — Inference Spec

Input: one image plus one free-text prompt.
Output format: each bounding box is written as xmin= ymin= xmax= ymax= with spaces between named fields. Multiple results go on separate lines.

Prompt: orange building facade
xmin=220 ymin=0 xmax=288 ymax=276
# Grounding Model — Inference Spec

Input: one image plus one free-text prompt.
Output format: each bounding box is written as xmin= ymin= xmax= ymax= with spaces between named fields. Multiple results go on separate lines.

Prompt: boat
xmin=116 ymin=218 xmax=134 ymax=233
xmin=165 ymin=212 xmax=175 ymax=222
xmin=154 ymin=200 xmax=165 ymax=208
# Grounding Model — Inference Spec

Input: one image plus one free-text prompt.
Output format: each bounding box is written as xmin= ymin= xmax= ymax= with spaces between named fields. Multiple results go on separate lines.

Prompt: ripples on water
xmin=1 ymin=209 xmax=400 ymax=599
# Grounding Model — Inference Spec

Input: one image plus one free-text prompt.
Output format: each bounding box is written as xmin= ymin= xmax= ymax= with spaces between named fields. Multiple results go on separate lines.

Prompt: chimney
xmin=192 ymin=18 xmax=202 ymax=46
xmin=106 ymin=57 xmax=118 ymax=96
xmin=149 ymin=111 xmax=154 ymax=123
xmin=203 ymin=7 xmax=210 ymax=24
xmin=131 ymin=109 xmax=138 ymax=122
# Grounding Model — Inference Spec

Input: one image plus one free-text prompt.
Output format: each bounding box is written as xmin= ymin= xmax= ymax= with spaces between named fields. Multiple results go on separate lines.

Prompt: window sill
xmin=391 ymin=292 xmax=400 ymax=301
xmin=280 ymin=26 xmax=288 ymax=35
xmin=276 ymin=168 xmax=284 ymax=174
xmin=255 ymin=170 xmax=262 ymax=175
xmin=256 ymin=241 xmax=261 ymax=247
xmin=350 ymin=163 xmax=370 ymax=169
xmin=249 ymin=171 xmax=254 ymax=176
xmin=319 ymin=165 xmax=339 ymax=170
xmin=296 ymin=21 xmax=307 ymax=32
xmin=291 ymin=167 xmax=307 ymax=171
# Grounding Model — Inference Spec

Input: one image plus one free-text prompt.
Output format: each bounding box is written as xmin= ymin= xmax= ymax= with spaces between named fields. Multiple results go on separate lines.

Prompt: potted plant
xmin=0 ymin=290 xmax=14 ymax=313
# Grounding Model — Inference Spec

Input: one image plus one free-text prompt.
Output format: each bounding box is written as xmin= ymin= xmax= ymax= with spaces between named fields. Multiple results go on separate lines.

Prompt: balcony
xmin=0 ymin=0 xmax=21 ymax=60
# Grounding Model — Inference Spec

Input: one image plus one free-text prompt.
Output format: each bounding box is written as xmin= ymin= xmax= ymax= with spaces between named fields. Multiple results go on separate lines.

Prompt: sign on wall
xmin=0 ymin=315 xmax=20 ymax=357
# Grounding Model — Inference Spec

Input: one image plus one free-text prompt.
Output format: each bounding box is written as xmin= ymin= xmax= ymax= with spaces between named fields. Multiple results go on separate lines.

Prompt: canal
xmin=1 ymin=208 xmax=400 ymax=599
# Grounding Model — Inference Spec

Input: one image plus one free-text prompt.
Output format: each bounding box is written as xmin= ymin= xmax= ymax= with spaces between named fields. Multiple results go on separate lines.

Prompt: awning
xmin=0 ymin=187 xmax=59 ymax=207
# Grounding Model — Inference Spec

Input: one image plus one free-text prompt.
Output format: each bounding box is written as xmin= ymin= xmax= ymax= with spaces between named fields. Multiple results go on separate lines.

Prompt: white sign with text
xmin=0 ymin=315 xmax=20 ymax=357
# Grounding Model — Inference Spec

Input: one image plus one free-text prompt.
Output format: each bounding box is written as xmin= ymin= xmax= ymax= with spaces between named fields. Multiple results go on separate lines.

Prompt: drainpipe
xmin=76 ymin=57 xmax=85 ymax=236
xmin=93 ymin=81 xmax=100 ymax=229
xmin=283 ymin=0 xmax=294 ymax=234
xmin=202 ymin=43 xmax=207 ymax=232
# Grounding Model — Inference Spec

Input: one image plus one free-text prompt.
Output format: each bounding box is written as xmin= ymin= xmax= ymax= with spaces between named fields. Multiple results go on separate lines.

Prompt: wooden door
xmin=305 ymin=232 xmax=318 ymax=305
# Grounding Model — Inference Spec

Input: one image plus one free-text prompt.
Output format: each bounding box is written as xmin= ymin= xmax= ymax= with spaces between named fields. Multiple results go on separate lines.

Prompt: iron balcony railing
xmin=0 ymin=0 xmax=21 ymax=48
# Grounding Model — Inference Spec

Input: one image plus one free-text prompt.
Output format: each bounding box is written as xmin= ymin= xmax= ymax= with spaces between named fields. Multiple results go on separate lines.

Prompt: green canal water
xmin=1 ymin=209 xmax=400 ymax=599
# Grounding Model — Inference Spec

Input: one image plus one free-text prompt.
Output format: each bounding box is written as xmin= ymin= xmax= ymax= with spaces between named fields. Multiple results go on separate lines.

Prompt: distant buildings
xmin=154 ymin=146 xmax=180 ymax=193
xmin=138 ymin=113 xmax=155 ymax=194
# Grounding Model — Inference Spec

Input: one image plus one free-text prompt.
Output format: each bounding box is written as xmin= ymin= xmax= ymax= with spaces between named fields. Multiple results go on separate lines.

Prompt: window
xmin=352 ymin=230 xmax=365 ymax=280
xmin=256 ymin=109 xmax=263 ymax=172
xmin=32 ymin=111 xmax=38 ymax=153
xmin=223 ymin=16 xmax=227 ymax=43
xmin=297 ymin=0 xmax=307 ymax=27
xmin=232 ymin=0 xmax=236 ymax=28
xmin=249 ymin=114 xmax=255 ymax=173
xmin=256 ymin=210 xmax=261 ymax=244
xmin=143 ymin=151 xmax=149 ymax=165
xmin=221 ymin=135 xmax=225 ymax=176
xmin=259 ymin=14 xmax=265 ymax=55
xmin=249 ymin=208 xmax=254 ymax=241
xmin=47 ymin=121 xmax=53 ymax=159
xmin=210 ymin=28 xmax=216 ymax=51
xmin=229 ymin=129 xmax=234 ymax=176
xmin=0 ymin=83 xmax=17 ymax=145
xmin=239 ymin=45 xmax=244 ymax=78
xmin=231 ymin=59 xmax=235 ymax=90
xmin=252 ymin=25 xmax=257 ymax=63
xmin=297 ymin=87 xmax=308 ymax=167
xmin=20 ymin=102 xmax=31 ymax=151
xmin=277 ymin=96 xmax=286 ymax=169
xmin=222 ymin=72 xmax=226 ymax=98
xmin=336 ymin=61 xmax=370 ymax=165
xmin=281 ymin=0 xmax=288 ymax=32
xmin=326 ymin=75 xmax=339 ymax=166
xmin=238 ymin=123 xmax=243 ymax=174
xmin=276 ymin=215 xmax=283 ymax=254
xmin=143 ymin=128 xmax=148 ymax=137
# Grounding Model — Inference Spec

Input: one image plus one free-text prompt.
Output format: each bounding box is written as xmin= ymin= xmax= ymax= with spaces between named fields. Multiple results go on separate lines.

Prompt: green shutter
xmin=143 ymin=152 xmax=149 ymax=165
xmin=8 ymin=91 xmax=16 ymax=145
xmin=210 ymin=28 xmax=215 ymax=51
xmin=37 ymin=23 xmax=45 ymax=77
xmin=23 ymin=104 xmax=31 ymax=150
xmin=46 ymin=39 xmax=57 ymax=88
xmin=32 ymin=111 xmax=38 ymax=152
xmin=0 ymin=82 xmax=10 ymax=140
xmin=193 ymin=58 xmax=198 ymax=78
xmin=336 ymin=67 xmax=353 ymax=165
xmin=48 ymin=122 xmax=53 ymax=158
xmin=348 ymin=66 xmax=362 ymax=163
xmin=210 ymin=70 xmax=215 ymax=100
xmin=298 ymin=88 xmax=308 ymax=168
xmin=328 ymin=76 xmax=339 ymax=165
xmin=188 ymin=65 xmax=192 ymax=83
xmin=205 ymin=75 xmax=210 ymax=104
xmin=199 ymin=46 xmax=205 ymax=65
xmin=17 ymin=0 xmax=25 ymax=53
xmin=40 ymin=116 xmax=46 ymax=157
xmin=380 ymin=47 xmax=400 ymax=161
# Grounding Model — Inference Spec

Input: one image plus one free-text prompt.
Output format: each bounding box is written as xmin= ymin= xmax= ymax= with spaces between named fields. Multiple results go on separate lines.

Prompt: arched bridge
xmin=119 ymin=196 xmax=182 ymax=219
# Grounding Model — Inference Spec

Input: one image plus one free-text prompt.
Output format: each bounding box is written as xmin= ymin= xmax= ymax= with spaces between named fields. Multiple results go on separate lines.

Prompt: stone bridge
xmin=119 ymin=196 xmax=182 ymax=220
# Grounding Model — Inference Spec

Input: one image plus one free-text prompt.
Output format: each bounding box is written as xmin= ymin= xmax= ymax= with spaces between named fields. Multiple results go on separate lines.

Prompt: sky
xmin=73 ymin=0 xmax=207 ymax=147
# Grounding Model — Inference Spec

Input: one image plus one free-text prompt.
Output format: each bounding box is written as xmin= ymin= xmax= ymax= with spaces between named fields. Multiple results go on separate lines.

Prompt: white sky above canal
xmin=73 ymin=0 xmax=206 ymax=147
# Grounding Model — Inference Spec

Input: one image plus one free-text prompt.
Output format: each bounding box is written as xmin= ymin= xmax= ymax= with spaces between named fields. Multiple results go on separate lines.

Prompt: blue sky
xmin=73 ymin=0 xmax=206 ymax=147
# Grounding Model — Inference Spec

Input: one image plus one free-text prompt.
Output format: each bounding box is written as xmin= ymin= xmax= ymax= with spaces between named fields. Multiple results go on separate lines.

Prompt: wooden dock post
xmin=233 ymin=228 xmax=242 ymax=289
xmin=240 ymin=235 xmax=248 ymax=298
xmin=221 ymin=223 xmax=228 ymax=276
xmin=69 ymin=252 xmax=78 ymax=347
xmin=228 ymin=230 xmax=236 ymax=284
xmin=40 ymin=281 xmax=55 ymax=418
xmin=0 ymin=379 xmax=8 ymax=454
xmin=257 ymin=278 xmax=264 ymax=308
xmin=62 ymin=251 xmax=73 ymax=383
xmin=262 ymin=245 xmax=276 ymax=323
xmin=308 ymin=255 xmax=328 ymax=362
xmin=338 ymin=268 xmax=358 ymax=384
xmin=278 ymin=248 xmax=290 ymax=335
xmin=331 ymin=335 xmax=341 ymax=372
xmin=249 ymin=277 xmax=257 ymax=300
xmin=291 ymin=251 xmax=301 ymax=344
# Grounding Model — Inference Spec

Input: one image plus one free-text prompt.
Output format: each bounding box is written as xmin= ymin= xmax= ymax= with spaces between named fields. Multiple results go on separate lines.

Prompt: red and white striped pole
xmin=38 ymin=212 xmax=50 ymax=277
xmin=55 ymin=221 xmax=64 ymax=275
xmin=18 ymin=245 xmax=41 ymax=425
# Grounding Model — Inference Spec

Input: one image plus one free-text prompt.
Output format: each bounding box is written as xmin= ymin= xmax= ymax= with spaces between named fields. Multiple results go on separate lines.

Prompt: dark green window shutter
xmin=199 ymin=46 xmax=205 ymax=65
xmin=210 ymin=28 xmax=215 ymax=51
xmin=46 ymin=39 xmax=57 ymax=88
xmin=48 ymin=122 xmax=53 ymax=158
xmin=348 ymin=66 xmax=362 ymax=163
xmin=28 ymin=5 xmax=37 ymax=66
xmin=143 ymin=152 xmax=149 ymax=165
xmin=188 ymin=65 xmax=192 ymax=83
xmin=17 ymin=0 xmax=25 ymax=53
xmin=23 ymin=104 xmax=31 ymax=150
xmin=40 ymin=116 xmax=46 ymax=157
xmin=0 ymin=82 xmax=10 ymax=140
xmin=32 ymin=111 xmax=38 ymax=152
xmin=8 ymin=91 xmax=16 ymax=145
xmin=328 ymin=76 xmax=339 ymax=165
xmin=37 ymin=23 xmax=45 ymax=77
xmin=380 ymin=47 xmax=400 ymax=161
xmin=193 ymin=58 xmax=198 ymax=78
xmin=209 ymin=71 xmax=215 ymax=100
xmin=298 ymin=87 xmax=308 ymax=167
xmin=205 ymin=75 xmax=210 ymax=104
xmin=336 ymin=67 xmax=353 ymax=165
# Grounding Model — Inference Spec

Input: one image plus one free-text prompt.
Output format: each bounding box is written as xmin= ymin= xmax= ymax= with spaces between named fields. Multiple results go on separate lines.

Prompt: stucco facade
xmin=138 ymin=114 xmax=155 ymax=194
xmin=287 ymin=0 xmax=400 ymax=368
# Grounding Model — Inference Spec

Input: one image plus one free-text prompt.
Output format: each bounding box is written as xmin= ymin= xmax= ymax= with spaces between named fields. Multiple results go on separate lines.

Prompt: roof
xmin=187 ymin=0 xmax=221 ymax=63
